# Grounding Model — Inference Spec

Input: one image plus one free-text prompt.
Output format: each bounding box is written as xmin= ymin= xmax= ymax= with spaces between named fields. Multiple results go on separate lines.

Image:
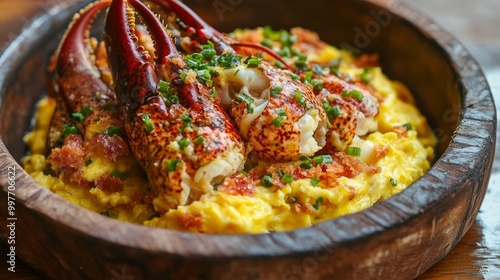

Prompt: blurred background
xmin=0 ymin=0 xmax=498 ymax=279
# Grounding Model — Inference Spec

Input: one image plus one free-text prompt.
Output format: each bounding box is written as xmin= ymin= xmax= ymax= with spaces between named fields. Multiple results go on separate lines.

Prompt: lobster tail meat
xmin=104 ymin=0 xmax=246 ymax=212
xmin=146 ymin=0 xmax=328 ymax=161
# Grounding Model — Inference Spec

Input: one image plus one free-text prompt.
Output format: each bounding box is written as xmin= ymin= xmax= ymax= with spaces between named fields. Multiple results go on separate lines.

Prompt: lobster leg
xmin=104 ymin=0 xmax=246 ymax=211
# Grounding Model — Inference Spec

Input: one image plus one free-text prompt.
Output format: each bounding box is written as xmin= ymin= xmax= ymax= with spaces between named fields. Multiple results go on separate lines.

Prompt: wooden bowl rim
xmin=0 ymin=0 xmax=495 ymax=259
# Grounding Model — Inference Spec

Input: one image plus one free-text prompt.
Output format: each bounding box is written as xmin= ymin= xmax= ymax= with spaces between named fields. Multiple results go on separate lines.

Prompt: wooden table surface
xmin=1 ymin=0 xmax=499 ymax=279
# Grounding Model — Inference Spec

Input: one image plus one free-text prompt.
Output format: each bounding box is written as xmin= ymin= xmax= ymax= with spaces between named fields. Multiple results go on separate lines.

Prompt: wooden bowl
xmin=0 ymin=0 xmax=495 ymax=279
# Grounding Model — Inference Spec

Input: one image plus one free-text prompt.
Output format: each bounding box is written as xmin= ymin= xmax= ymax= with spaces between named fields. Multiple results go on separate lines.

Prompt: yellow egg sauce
xmin=22 ymin=27 xmax=436 ymax=233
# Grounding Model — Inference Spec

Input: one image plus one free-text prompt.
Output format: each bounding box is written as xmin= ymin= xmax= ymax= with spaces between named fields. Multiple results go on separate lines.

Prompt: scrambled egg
xmin=22 ymin=27 xmax=436 ymax=234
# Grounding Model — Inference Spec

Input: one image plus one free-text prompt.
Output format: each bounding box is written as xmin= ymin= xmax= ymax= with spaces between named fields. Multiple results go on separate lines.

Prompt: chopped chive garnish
xmin=244 ymin=56 xmax=262 ymax=68
xmin=277 ymin=170 xmax=285 ymax=178
xmin=62 ymin=124 xmax=79 ymax=136
xmin=346 ymin=146 xmax=362 ymax=156
xmin=360 ymin=68 xmax=374 ymax=84
xmin=276 ymin=108 xmax=287 ymax=117
xmin=71 ymin=105 xmax=93 ymax=122
xmin=102 ymin=126 xmax=122 ymax=136
xmin=299 ymin=155 xmax=313 ymax=169
xmin=193 ymin=136 xmax=206 ymax=145
xmin=209 ymin=87 xmax=217 ymax=99
xmin=273 ymin=117 xmax=285 ymax=127
xmin=285 ymin=196 xmax=298 ymax=204
xmin=100 ymin=210 xmax=117 ymax=218
xmin=341 ymin=89 xmax=364 ymax=101
xmin=180 ymin=113 xmax=192 ymax=127
xmin=272 ymin=108 xmax=287 ymax=127
xmin=158 ymin=80 xmax=170 ymax=93
xmin=236 ymin=92 xmax=255 ymax=114
xmin=313 ymin=155 xmax=334 ymax=164
xmin=390 ymin=178 xmax=398 ymax=187
xmin=71 ymin=112 xmax=84 ymax=122
xmin=261 ymin=174 xmax=273 ymax=188
xmin=260 ymin=38 xmax=273 ymax=48
xmin=282 ymin=174 xmax=294 ymax=183
xmin=294 ymin=54 xmax=308 ymax=69
xmin=312 ymin=197 xmax=324 ymax=210
xmin=402 ymin=123 xmax=413 ymax=131
xmin=179 ymin=72 xmax=188 ymax=82
xmin=237 ymin=92 xmax=255 ymax=104
xmin=141 ymin=113 xmax=154 ymax=132
xmin=300 ymin=161 xmax=313 ymax=169
xmin=270 ymin=86 xmax=283 ymax=98
xmin=323 ymin=101 xmax=342 ymax=119
xmin=294 ymin=89 xmax=306 ymax=106
xmin=178 ymin=139 xmax=190 ymax=150
xmin=311 ymin=177 xmax=321 ymax=186
xmin=109 ymin=170 xmax=125 ymax=180
xmin=166 ymin=159 xmax=180 ymax=172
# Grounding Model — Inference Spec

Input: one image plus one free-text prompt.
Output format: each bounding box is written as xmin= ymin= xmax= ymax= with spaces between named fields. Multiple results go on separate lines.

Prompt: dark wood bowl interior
xmin=0 ymin=0 xmax=495 ymax=279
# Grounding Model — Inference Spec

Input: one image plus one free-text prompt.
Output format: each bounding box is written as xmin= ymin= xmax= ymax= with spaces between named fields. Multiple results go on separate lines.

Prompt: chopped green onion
xmin=237 ymin=92 xmax=255 ymax=104
xmin=71 ymin=105 xmax=93 ymax=122
xmin=270 ymin=86 xmax=283 ymax=98
xmin=277 ymin=170 xmax=285 ymax=178
xmin=102 ymin=126 xmax=122 ymax=136
xmin=290 ymin=72 xmax=300 ymax=81
xmin=236 ymin=92 xmax=255 ymax=114
xmin=158 ymin=80 xmax=170 ymax=93
xmin=300 ymin=161 xmax=313 ymax=169
xmin=244 ymin=56 xmax=262 ymax=68
xmin=179 ymin=71 xmax=188 ymax=82
xmin=402 ymin=123 xmax=413 ymax=131
xmin=282 ymin=174 xmax=294 ymax=183
xmin=178 ymin=139 xmax=190 ymax=150
xmin=62 ymin=124 xmax=79 ymax=136
xmin=347 ymin=146 xmax=362 ymax=156
xmin=323 ymin=101 xmax=342 ymax=119
xmin=272 ymin=117 xmax=285 ymax=127
xmin=299 ymin=156 xmax=313 ymax=169
xmin=180 ymin=113 xmax=192 ymax=127
xmin=209 ymin=87 xmax=217 ymax=99
xmin=85 ymin=158 xmax=93 ymax=166
xmin=260 ymin=38 xmax=273 ymax=48
xmin=294 ymin=54 xmax=308 ymax=69
xmin=100 ymin=210 xmax=117 ymax=218
xmin=166 ymin=159 xmax=181 ymax=172
xmin=109 ymin=170 xmax=125 ymax=180
xmin=217 ymin=53 xmax=242 ymax=69
xmin=141 ymin=113 xmax=154 ymax=132
xmin=193 ymin=136 xmax=206 ymax=145
xmin=261 ymin=174 xmax=273 ymax=188
xmin=313 ymin=155 xmax=334 ymax=164
xmin=71 ymin=112 xmax=84 ymax=122
xmin=276 ymin=108 xmax=287 ymax=117
xmin=390 ymin=178 xmax=398 ymax=187
xmin=341 ymin=89 xmax=364 ymax=101
xmin=311 ymin=177 xmax=320 ymax=186
xmin=294 ymin=89 xmax=306 ymax=106
xmin=360 ymin=67 xmax=375 ymax=84
xmin=201 ymin=48 xmax=216 ymax=60
xmin=312 ymin=197 xmax=324 ymax=210
xmin=272 ymin=108 xmax=287 ymax=127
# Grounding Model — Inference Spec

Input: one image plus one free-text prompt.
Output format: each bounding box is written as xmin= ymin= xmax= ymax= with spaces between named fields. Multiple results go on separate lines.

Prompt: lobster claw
xmin=55 ymin=0 xmax=113 ymax=131
xmin=104 ymin=0 xmax=246 ymax=211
